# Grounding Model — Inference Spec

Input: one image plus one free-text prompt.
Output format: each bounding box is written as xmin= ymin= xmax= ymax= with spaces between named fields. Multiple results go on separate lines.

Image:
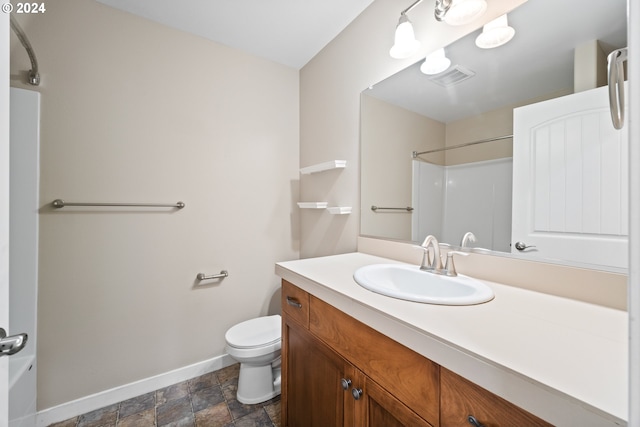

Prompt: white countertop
xmin=276 ymin=252 xmax=628 ymax=426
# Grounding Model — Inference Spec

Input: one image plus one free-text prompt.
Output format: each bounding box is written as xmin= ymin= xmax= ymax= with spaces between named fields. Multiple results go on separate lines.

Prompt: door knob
xmin=341 ymin=378 xmax=352 ymax=390
xmin=514 ymin=241 xmax=536 ymax=251
xmin=0 ymin=328 xmax=28 ymax=357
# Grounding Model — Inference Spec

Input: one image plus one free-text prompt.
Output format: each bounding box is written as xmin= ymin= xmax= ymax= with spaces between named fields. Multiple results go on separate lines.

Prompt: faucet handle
xmin=444 ymin=251 xmax=469 ymax=277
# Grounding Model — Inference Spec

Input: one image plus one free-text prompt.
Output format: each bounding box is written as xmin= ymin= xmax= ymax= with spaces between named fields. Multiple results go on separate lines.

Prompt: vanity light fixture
xmin=475 ymin=14 xmax=515 ymax=48
xmin=440 ymin=0 xmax=487 ymax=26
xmin=390 ymin=13 xmax=421 ymax=59
xmin=391 ymin=0 xmax=488 ymax=60
xmin=420 ymin=48 xmax=451 ymax=75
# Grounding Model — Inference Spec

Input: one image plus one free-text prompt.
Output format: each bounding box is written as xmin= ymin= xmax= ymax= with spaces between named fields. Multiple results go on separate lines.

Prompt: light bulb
xmin=420 ymin=48 xmax=451 ymax=75
xmin=475 ymin=14 xmax=515 ymax=48
xmin=390 ymin=14 xmax=421 ymax=59
xmin=444 ymin=0 xmax=487 ymax=26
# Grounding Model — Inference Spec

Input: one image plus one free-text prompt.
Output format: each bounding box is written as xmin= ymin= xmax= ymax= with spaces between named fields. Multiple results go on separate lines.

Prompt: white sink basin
xmin=353 ymin=264 xmax=494 ymax=305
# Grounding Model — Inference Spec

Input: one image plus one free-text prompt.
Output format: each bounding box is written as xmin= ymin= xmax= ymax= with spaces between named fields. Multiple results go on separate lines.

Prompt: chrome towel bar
xmin=371 ymin=206 xmax=414 ymax=212
xmin=52 ymin=199 xmax=185 ymax=209
xmin=197 ymin=271 xmax=229 ymax=281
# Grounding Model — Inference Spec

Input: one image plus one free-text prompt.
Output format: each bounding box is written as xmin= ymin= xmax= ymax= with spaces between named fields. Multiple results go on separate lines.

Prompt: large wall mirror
xmin=360 ymin=0 xmax=628 ymax=272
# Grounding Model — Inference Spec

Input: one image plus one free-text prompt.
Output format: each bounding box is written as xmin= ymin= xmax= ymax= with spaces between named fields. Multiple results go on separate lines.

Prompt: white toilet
xmin=225 ymin=314 xmax=282 ymax=404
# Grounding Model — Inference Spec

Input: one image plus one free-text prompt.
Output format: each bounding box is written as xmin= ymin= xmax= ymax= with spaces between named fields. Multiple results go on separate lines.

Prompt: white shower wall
xmin=413 ymin=158 xmax=512 ymax=250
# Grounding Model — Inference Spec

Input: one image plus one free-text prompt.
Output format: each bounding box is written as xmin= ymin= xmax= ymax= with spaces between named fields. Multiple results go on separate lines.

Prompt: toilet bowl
xmin=225 ymin=314 xmax=282 ymax=404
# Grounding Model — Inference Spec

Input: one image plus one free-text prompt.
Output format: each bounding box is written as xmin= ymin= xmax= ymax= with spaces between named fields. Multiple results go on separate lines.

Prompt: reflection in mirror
xmin=360 ymin=0 xmax=627 ymax=271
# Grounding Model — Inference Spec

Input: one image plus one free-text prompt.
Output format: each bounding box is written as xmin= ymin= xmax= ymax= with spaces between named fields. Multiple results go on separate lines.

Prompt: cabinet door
xmin=355 ymin=374 xmax=433 ymax=427
xmin=440 ymin=368 xmax=553 ymax=427
xmin=309 ymin=295 xmax=440 ymax=425
xmin=283 ymin=319 xmax=355 ymax=427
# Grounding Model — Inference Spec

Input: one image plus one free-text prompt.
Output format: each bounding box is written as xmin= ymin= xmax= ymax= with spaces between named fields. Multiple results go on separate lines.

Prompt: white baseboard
xmin=36 ymin=354 xmax=235 ymax=427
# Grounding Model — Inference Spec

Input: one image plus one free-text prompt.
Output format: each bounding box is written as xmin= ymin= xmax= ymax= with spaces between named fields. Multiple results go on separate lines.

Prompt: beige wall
xmin=10 ymin=0 xmax=299 ymax=410
xmin=360 ymin=94 xmax=444 ymax=240
xmin=299 ymin=0 xmax=526 ymax=258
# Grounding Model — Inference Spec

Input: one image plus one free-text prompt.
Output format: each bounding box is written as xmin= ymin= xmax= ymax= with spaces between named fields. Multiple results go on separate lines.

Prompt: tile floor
xmin=48 ymin=363 xmax=280 ymax=427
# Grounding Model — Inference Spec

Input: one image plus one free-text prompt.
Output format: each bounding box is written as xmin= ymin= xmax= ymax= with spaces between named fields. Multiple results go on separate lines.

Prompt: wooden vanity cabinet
xmin=440 ymin=367 xmax=553 ymax=427
xmin=282 ymin=280 xmax=436 ymax=427
xmin=282 ymin=280 xmax=551 ymax=427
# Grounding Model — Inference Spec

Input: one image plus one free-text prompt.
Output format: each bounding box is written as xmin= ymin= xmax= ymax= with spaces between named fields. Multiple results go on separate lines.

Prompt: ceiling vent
xmin=428 ymin=65 xmax=475 ymax=87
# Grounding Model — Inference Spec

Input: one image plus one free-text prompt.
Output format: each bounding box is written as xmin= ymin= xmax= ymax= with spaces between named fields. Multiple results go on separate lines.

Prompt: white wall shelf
xmin=327 ymin=207 xmax=352 ymax=215
xmin=296 ymin=203 xmax=351 ymax=214
xmin=299 ymin=160 xmax=349 ymax=214
xmin=299 ymin=160 xmax=346 ymax=175
xmin=297 ymin=202 xmax=328 ymax=209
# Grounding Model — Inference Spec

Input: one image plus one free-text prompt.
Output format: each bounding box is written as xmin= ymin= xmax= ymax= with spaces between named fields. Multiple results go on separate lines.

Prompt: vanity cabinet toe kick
xmin=281 ymin=279 xmax=551 ymax=427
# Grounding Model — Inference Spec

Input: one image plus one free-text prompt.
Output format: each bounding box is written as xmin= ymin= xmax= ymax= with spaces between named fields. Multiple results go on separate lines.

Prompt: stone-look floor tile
xmin=264 ymin=401 xmax=280 ymax=426
xmin=220 ymin=378 xmax=238 ymax=402
xmin=77 ymin=403 xmax=118 ymax=427
xmin=157 ymin=381 xmax=190 ymax=405
xmin=48 ymin=418 xmax=78 ymax=427
xmin=192 ymin=385 xmax=225 ymax=412
xmin=189 ymin=372 xmax=219 ymax=393
xmin=157 ymin=395 xmax=193 ymax=426
xmin=119 ymin=391 xmax=155 ymax=418
xmin=215 ymin=364 xmax=240 ymax=385
xmin=161 ymin=415 xmax=196 ymax=427
xmin=226 ymin=397 xmax=257 ymax=422
xmin=194 ymin=401 xmax=233 ymax=427
xmin=117 ymin=408 xmax=155 ymax=427
xmin=47 ymin=364 xmax=280 ymax=427
xmin=234 ymin=409 xmax=273 ymax=427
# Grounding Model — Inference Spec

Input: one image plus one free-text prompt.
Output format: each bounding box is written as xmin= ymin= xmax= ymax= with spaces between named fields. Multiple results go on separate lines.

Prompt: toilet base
xmin=236 ymin=362 xmax=282 ymax=404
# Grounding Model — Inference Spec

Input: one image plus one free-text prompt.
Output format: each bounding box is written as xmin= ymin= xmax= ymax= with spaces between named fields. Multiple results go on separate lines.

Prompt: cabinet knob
xmin=340 ymin=378 xmax=352 ymax=390
xmin=351 ymin=388 xmax=363 ymax=400
xmin=467 ymin=415 xmax=486 ymax=427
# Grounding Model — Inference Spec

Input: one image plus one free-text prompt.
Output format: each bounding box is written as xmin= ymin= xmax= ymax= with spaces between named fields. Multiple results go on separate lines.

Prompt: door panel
xmin=512 ymin=84 xmax=629 ymax=270
xmin=361 ymin=377 xmax=432 ymax=427
xmin=2 ymin=12 xmax=12 ymax=427
xmin=284 ymin=320 xmax=353 ymax=427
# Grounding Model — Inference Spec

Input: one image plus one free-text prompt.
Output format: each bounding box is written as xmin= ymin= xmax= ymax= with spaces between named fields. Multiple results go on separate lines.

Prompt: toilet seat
xmin=225 ymin=315 xmax=281 ymax=349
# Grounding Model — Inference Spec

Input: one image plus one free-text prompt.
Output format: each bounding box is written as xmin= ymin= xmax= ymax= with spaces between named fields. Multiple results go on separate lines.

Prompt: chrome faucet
xmin=421 ymin=235 xmax=469 ymax=276
xmin=460 ymin=231 xmax=476 ymax=248
xmin=420 ymin=235 xmax=443 ymax=273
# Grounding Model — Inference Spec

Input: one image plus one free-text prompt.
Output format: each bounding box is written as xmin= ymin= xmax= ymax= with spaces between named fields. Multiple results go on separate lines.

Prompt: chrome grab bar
xmin=52 ymin=199 xmax=185 ymax=209
xmin=196 ymin=271 xmax=228 ymax=281
xmin=607 ymin=47 xmax=628 ymax=130
xmin=371 ymin=205 xmax=414 ymax=212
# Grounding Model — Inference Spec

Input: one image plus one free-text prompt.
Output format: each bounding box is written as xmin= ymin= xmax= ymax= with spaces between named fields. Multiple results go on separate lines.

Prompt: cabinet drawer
xmin=309 ymin=296 xmax=440 ymax=426
xmin=281 ymin=280 xmax=310 ymax=329
xmin=441 ymin=368 xmax=553 ymax=427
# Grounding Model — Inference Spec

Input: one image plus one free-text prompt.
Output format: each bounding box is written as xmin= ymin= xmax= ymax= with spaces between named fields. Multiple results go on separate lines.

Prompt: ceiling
xmin=95 ymin=0 xmax=374 ymax=69
xmin=366 ymin=0 xmax=627 ymax=123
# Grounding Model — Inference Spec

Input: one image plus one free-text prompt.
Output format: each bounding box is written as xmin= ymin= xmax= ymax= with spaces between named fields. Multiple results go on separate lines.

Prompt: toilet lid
xmin=225 ymin=315 xmax=281 ymax=349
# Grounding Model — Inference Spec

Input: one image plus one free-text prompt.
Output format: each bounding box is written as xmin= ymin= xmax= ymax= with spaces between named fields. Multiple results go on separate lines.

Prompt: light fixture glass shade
xmin=444 ymin=0 xmax=487 ymax=26
xmin=420 ymin=48 xmax=451 ymax=75
xmin=389 ymin=14 xmax=421 ymax=59
xmin=475 ymin=14 xmax=515 ymax=48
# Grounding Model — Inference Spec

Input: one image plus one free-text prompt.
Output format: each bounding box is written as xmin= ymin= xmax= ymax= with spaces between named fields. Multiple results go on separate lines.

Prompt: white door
xmin=512 ymin=84 xmax=629 ymax=270
xmin=2 ymin=11 xmax=12 ymax=427
xmin=8 ymin=88 xmax=40 ymax=427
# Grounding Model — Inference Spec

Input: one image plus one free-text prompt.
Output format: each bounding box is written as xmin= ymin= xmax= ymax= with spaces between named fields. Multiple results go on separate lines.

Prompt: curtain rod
xmin=10 ymin=15 xmax=40 ymax=86
xmin=412 ymin=134 xmax=513 ymax=158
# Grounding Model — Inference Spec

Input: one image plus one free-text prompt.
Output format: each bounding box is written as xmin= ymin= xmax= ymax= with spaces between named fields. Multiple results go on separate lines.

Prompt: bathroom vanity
xmin=276 ymin=253 xmax=628 ymax=426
